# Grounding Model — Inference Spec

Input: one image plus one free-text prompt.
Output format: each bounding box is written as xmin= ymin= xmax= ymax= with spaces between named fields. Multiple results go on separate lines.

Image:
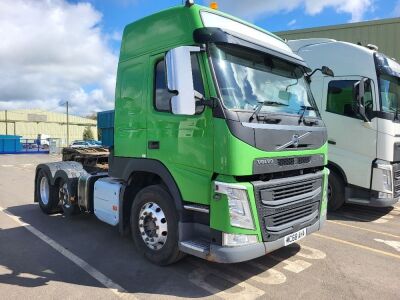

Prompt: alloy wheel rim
xmin=138 ymin=202 xmax=168 ymax=250
xmin=40 ymin=176 xmax=50 ymax=205
xmin=59 ymin=182 xmax=70 ymax=208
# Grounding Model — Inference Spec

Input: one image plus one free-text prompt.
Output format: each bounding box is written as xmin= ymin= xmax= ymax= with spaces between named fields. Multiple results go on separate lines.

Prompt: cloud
xmin=288 ymin=19 xmax=297 ymax=27
xmin=0 ymin=0 xmax=117 ymax=116
xmin=210 ymin=0 xmax=374 ymax=22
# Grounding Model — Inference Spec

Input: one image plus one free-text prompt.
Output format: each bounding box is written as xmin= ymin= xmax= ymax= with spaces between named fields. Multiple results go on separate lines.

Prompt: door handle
xmin=328 ymin=140 xmax=336 ymax=145
xmin=148 ymin=141 xmax=160 ymax=149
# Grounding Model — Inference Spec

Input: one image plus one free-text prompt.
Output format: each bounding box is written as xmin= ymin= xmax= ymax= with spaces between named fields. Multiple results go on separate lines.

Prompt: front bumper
xmin=208 ymin=217 xmax=324 ymax=263
xmin=369 ymin=196 xmax=399 ymax=207
xmin=346 ymin=186 xmax=400 ymax=207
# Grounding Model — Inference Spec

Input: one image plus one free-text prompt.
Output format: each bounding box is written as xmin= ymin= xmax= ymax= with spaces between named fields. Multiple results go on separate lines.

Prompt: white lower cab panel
xmin=93 ymin=177 xmax=122 ymax=226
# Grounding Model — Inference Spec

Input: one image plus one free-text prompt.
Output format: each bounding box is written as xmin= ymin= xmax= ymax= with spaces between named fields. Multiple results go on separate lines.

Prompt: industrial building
xmin=276 ymin=17 xmax=400 ymax=62
xmin=0 ymin=109 xmax=97 ymax=146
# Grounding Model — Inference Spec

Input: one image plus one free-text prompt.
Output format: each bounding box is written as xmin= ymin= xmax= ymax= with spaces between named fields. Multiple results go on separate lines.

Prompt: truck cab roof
xmin=288 ymin=38 xmax=378 ymax=78
xmin=120 ymin=4 xmax=304 ymax=64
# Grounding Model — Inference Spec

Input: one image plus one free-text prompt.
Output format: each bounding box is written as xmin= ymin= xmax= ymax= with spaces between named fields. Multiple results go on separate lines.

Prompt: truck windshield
xmin=379 ymin=74 xmax=400 ymax=115
xmin=209 ymin=44 xmax=318 ymax=117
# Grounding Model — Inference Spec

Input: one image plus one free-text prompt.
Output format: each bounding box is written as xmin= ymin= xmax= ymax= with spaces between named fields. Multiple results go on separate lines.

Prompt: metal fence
xmin=0 ymin=138 xmax=61 ymax=154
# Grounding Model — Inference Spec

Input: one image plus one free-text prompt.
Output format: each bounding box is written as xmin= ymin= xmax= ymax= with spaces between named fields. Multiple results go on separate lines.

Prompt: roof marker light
xmin=366 ymin=44 xmax=379 ymax=51
xmin=210 ymin=2 xmax=218 ymax=10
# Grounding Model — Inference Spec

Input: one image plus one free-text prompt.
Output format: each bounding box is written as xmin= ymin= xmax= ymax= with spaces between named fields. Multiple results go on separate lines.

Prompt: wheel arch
xmin=34 ymin=162 xmax=87 ymax=202
xmin=327 ymin=161 xmax=347 ymax=185
xmin=109 ymin=157 xmax=185 ymax=235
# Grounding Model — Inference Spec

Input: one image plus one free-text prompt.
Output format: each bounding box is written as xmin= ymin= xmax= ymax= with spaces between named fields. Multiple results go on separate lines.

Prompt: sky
xmin=0 ymin=0 xmax=399 ymax=116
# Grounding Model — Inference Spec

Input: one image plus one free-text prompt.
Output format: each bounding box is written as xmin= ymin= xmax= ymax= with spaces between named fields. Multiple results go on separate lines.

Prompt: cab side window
xmin=154 ymin=61 xmax=171 ymax=111
xmin=154 ymin=54 xmax=205 ymax=112
xmin=327 ymin=80 xmax=372 ymax=119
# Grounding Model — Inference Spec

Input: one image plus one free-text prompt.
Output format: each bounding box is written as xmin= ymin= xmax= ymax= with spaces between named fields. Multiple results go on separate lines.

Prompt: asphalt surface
xmin=0 ymin=154 xmax=400 ymax=299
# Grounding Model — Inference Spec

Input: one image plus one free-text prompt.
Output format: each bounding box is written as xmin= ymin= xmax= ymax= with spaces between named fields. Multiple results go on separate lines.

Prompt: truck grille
xmin=277 ymin=156 xmax=312 ymax=167
xmin=253 ymin=172 xmax=323 ymax=242
xmin=393 ymin=164 xmax=400 ymax=198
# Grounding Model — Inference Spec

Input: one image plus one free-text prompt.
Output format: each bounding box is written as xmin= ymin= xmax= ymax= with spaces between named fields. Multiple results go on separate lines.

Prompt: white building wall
xmin=0 ymin=109 xmax=97 ymax=146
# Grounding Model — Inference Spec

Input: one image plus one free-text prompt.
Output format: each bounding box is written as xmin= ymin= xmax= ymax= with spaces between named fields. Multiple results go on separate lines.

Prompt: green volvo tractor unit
xmin=34 ymin=3 xmax=329 ymax=265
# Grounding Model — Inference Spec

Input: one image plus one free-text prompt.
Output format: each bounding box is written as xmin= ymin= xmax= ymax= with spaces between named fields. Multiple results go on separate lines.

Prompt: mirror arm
xmin=306 ymin=68 xmax=322 ymax=79
xmin=194 ymin=90 xmax=218 ymax=109
xmin=197 ymin=97 xmax=218 ymax=109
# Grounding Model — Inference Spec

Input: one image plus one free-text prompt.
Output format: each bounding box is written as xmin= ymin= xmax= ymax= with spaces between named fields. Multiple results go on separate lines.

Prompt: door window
xmin=327 ymin=80 xmax=372 ymax=119
xmin=154 ymin=54 xmax=205 ymax=112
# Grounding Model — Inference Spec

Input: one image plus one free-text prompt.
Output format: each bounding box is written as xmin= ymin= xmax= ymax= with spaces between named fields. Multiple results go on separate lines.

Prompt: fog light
xmin=378 ymin=192 xmax=391 ymax=199
xmin=222 ymin=233 xmax=258 ymax=247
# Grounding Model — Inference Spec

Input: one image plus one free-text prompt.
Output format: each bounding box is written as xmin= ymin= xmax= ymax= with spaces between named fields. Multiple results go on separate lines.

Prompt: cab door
xmin=146 ymin=51 xmax=214 ymax=204
xmin=322 ymin=76 xmax=377 ymax=189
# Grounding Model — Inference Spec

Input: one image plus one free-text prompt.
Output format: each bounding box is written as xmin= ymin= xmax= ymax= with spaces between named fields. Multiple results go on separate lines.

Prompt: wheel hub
xmin=59 ymin=183 xmax=70 ymax=208
xmin=39 ymin=176 xmax=50 ymax=205
xmin=138 ymin=202 xmax=167 ymax=250
xmin=327 ymin=183 xmax=332 ymax=201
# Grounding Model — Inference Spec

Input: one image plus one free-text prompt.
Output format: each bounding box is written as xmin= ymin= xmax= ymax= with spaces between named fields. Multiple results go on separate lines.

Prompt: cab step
xmin=179 ymin=239 xmax=210 ymax=259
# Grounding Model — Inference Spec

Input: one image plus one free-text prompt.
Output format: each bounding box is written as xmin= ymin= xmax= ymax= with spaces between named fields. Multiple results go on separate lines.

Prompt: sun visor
xmin=194 ymin=27 xmax=309 ymax=70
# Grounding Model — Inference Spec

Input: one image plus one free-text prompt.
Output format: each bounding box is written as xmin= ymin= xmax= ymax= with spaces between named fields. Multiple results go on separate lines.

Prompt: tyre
xmin=130 ymin=185 xmax=184 ymax=265
xmin=328 ymin=171 xmax=345 ymax=211
xmin=36 ymin=169 xmax=60 ymax=214
xmin=58 ymin=178 xmax=80 ymax=216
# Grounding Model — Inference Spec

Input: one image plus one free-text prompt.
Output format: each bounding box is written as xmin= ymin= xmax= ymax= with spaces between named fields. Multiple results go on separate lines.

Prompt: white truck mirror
xmin=165 ymin=46 xmax=201 ymax=115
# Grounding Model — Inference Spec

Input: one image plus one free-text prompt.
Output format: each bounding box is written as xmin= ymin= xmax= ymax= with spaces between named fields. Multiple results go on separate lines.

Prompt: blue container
xmin=0 ymin=135 xmax=22 ymax=154
xmin=100 ymin=128 xmax=114 ymax=147
xmin=97 ymin=110 xmax=114 ymax=129
xmin=97 ymin=110 xmax=114 ymax=147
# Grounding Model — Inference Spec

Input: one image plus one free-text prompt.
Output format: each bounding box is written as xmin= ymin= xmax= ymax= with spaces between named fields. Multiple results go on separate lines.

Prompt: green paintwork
xmin=114 ymin=4 xmax=329 ymax=238
xmin=214 ymin=118 xmax=328 ymax=176
xmin=114 ymin=56 xmax=148 ymax=158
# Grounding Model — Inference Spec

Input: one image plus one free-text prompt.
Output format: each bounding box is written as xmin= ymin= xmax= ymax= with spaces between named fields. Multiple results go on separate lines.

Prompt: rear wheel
xmin=58 ymin=178 xmax=79 ymax=216
xmin=130 ymin=185 xmax=184 ymax=265
xmin=36 ymin=169 xmax=59 ymax=214
xmin=328 ymin=171 xmax=345 ymax=211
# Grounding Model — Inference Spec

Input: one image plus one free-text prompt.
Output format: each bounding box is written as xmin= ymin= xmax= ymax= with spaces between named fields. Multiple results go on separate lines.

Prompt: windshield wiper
xmin=249 ymin=101 xmax=288 ymax=122
xmin=298 ymin=105 xmax=317 ymax=125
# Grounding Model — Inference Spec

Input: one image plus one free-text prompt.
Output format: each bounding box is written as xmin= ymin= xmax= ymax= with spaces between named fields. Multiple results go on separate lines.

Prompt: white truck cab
xmin=289 ymin=38 xmax=400 ymax=210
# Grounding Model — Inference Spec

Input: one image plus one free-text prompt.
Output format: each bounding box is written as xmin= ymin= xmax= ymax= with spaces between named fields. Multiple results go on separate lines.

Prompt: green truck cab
xmin=35 ymin=3 xmax=329 ymax=265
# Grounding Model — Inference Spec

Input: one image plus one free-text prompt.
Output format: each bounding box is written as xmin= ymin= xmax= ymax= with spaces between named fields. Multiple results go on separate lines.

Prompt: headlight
xmin=382 ymin=169 xmax=392 ymax=191
xmin=374 ymin=160 xmax=392 ymax=193
xmin=222 ymin=233 xmax=258 ymax=247
xmin=215 ymin=182 xmax=255 ymax=230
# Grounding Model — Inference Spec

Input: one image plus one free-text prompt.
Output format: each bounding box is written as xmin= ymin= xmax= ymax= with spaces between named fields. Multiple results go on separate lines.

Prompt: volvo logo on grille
xmin=256 ymin=158 xmax=274 ymax=165
xmin=276 ymin=131 xmax=311 ymax=150
xmin=292 ymin=134 xmax=300 ymax=148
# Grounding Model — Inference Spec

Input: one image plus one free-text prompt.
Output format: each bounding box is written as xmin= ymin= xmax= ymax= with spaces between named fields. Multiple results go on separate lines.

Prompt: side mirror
xmin=354 ymin=78 xmax=370 ymax=122
xmin=321 ymin=66 xmax=334 ymax=77
xmin=165 ymin=46 xmax=201 ymax=115
xmin=306 ymin=65 xmax=334 ymax=81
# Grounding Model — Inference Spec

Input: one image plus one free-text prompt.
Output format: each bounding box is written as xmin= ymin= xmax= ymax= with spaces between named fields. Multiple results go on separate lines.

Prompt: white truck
xmin=288 ymin=38 xmax=400 ymax=210
xmin=37 ymin=134 xmax=50 ymax=147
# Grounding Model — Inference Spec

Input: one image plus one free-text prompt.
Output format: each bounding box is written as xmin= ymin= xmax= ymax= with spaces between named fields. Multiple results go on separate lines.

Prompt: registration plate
xmin=284 ymin=228 xmax=307 ymax=246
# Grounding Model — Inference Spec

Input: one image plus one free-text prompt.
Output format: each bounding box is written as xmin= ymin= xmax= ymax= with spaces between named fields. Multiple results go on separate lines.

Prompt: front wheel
xmin=328 ymin=171 xmax=345 ymax=211
xmin=130 ymin=185 xmax=184 ymax=265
